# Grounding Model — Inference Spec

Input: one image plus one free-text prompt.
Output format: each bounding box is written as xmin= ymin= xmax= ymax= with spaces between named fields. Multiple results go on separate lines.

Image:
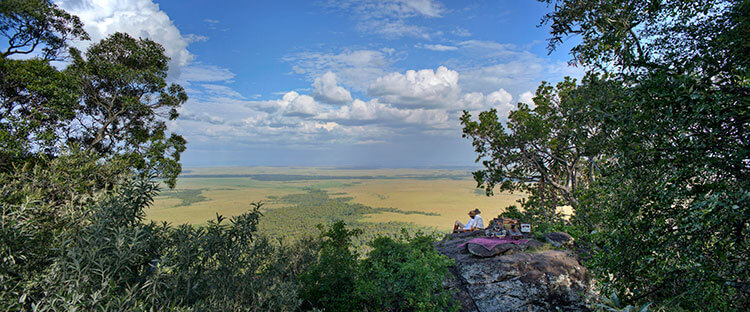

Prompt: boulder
xmin=544 ymin=232 xmax=575 ymax=248
xmin=437 ymin=234 xmax=592 ymax=312
xmin=466 ymin=242 xmax=520 ymax=258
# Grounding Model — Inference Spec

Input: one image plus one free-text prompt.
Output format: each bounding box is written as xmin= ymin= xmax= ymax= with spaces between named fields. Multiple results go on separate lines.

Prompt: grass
xmin=147 ymin=167 xmax=528 ymax=236
xmin=256 ymin=188 xmax=435 ymax=247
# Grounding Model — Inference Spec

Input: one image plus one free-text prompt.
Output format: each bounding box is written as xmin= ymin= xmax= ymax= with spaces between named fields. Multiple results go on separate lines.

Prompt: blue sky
xmin=54 ymin=0 xmax=583 ymax=168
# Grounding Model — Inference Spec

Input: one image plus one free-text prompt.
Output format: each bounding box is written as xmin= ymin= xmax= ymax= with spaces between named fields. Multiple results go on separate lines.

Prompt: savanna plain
xmin=148 ymin=167 xmax=526 ymax=241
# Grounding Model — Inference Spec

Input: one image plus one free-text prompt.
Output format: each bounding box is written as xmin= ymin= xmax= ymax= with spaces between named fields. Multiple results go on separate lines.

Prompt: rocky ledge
xmin=437 ymin=231 xmax=592 ymax=312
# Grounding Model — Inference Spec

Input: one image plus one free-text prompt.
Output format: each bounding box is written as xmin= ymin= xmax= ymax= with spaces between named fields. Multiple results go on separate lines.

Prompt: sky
xmin=52 ymin=0 xmax=584 ymax=168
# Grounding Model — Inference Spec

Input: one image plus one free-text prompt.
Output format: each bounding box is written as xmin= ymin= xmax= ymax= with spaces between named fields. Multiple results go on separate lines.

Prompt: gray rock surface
xmin=544 ymin=232 xmax=575 ymax=248
xmin=438 ymin=233 xmax=592 ymax=312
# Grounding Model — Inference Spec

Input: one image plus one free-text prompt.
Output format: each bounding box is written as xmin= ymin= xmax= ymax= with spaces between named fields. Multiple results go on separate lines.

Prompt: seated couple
xmin=453 ymin=209 xmax=484 ymax=233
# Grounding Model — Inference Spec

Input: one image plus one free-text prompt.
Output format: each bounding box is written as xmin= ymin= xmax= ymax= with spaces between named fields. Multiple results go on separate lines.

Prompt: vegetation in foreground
xmin=1 ymin=0 xmax=747 ymax=311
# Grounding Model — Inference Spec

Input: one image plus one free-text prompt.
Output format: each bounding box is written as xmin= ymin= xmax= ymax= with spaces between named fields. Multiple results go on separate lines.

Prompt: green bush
xmin=357 ymin=231 xmax=457 ymax=312
xmin=299 ymin=221 xmax=361 ymax=311
xmin=300 ymin=222 xmax=458 ymax=312
xmin=0 ymin=176 xmax=306 ymax=311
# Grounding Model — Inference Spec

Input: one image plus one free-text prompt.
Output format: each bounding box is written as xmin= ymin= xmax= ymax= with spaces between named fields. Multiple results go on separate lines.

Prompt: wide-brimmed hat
xmin=472 ymin=209 xmax=481 ymax=214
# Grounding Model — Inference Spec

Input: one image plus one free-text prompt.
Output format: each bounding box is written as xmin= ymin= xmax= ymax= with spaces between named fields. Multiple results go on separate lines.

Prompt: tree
xmin=0 ymin=0 xmax=87 ymax=168
xmin=0 ymin=0 xmax=88 ymax=60
xmin=66 ymin=32 xmax=187 ymax=187
xmin=537 ymin=0 xmax=749 ymax=309
xmin=299 ymin=220 xmax=362 ymax=312
xmin=460 ymin=74 xmax=619 ymax=226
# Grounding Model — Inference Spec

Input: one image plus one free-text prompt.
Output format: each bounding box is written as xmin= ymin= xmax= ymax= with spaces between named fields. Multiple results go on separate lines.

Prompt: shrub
xmin=357 ymin=230 xmax=457 ymax=312
xmin=299 ymin=221 xmax=361 ymax=311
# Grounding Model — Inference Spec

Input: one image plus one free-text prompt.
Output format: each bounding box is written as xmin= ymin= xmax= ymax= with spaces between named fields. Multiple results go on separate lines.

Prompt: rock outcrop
xmin=438 ymin=232 xmax=592 ymax=312
xmin=544 ymin=232 xmax=575 ymax=248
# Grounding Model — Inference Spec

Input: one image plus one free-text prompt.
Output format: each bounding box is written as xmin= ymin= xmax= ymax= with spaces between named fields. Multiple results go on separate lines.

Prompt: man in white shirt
xmin=453 ymin=209 xmax=484 ymax=232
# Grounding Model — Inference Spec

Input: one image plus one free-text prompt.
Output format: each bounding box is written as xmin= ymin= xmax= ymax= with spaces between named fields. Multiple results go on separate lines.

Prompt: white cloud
xmin=324 ymin=0 xmax=444 ymax=38
xmin=519 ymin=91 xmax=535 ymax=108
xmin=281 ymin=92 xmax=324 ymax=117
xmin=457 ymin=89 xmax=513 ymax=113
xmin=452 ymin=27 xmax=472 ymax=37
xmin=330 ymin=0 xmax=445 ymax=19
xmin=179 ymin=64 xmax=236 ymax=83
xmin=318 ymin=99 xmax=450 ymax=128
xmin=417 ymin=43 xmax=458 ymax=51
xmin=200 ymin=84 xmax=244 ymax=99
xmin=367 ymin=66 xmax=461 ymax=109
xmin=357 ymin=19 xmax=431 ymax=39
xmin=174 ymin=62 xmax=527 ymax=152
xmin=55 ymin=0 xmax=194 ymax=79
xmin=486 ymin=89 xmax=514 ymax=116
xmin=184 ymin=34 xmax=209 ymax=43
xmin=402 ymin=0 xmax=444 ymax=17
xmin=312 ymin=72 xmax=353 ymax=104
xmin=459 ymin=61 xmax=544 ymax=94
xmin=284 ymin=49 xmax=393 ymax=91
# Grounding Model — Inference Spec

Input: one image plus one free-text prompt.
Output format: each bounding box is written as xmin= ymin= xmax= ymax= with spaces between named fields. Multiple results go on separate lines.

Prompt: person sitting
xmin=453 ymin=209 xmax=484 ymax=233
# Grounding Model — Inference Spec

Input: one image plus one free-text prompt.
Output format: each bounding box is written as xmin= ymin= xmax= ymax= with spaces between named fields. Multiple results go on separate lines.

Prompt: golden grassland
xmin=148 ymin=167 xmax=526 ymax=232
xmin=327 ymin=179 xmax=525 ymax=230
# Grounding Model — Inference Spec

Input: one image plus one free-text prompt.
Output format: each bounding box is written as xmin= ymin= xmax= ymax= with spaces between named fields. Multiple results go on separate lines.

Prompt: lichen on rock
xmin=437 ymin=232 xmax=592 ymax=312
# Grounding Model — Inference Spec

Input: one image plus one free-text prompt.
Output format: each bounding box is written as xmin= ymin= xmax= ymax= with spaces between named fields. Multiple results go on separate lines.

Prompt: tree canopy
xmin=464 ymin=0 xmax=749 ymax=309
xmin=1 ymin=0 xmax=187 ymax=186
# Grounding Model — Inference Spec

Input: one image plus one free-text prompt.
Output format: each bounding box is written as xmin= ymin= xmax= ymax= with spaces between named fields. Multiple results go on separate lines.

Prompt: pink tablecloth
xmin=459 ymin=237 xmax=529 ymax=250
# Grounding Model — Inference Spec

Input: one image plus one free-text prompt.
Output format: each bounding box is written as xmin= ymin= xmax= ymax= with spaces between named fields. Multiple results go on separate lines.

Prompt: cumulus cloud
xmin=55 ymin=0 xmax=194 ymax=79
xmin=318 ymin=99 xmax=450 ymax=128
xmin=312 ymin=72 xmax=353 ymax=104
xmin=281 ymin=92 xmax=324 ymax=117
xmin=175 ymin=62 xmax=525 ymax=153
xmin=519 ymin=91 xmax=535 ymax=108
xmin=459 ymin=61 xmax=545 ymax=94
xmin=457 ymin=89 xmax=514 ymax=113
xmin=367 ymin=66 xmax=461 ymax=109
xmin=485 ymin=89 xmax=514 ymax=116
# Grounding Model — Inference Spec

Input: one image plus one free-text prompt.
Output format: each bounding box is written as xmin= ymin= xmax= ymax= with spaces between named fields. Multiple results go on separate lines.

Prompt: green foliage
xmin=461 ymin=74 xmax=619 ymax=232
xmin=594 ymin=293 xmax=651 ymax=312
xmin=464 ymin=0 xmax=749 ymax=309
xmin=67 ymin=32 xmax=187 ymax=187
xmin=299 ymin=221 xmax=362 ymax=311
xmin=0 ymin=0 xmax=88 ymax=59
xmin=357 ymin=231 xmax=457 ymax=312
xmin=2 ymin=3 xmax=187 ymax=187
xmin=0 ymin=4 xmax=464 ymax=312
xmin=0 ymin=58 xmax=81 ymax=163
xmin=0 ymin=147 xmax=131 ymax=309
xmin=300 ymin=222 xmax=457 ymax=312
xmin=534 ymin=0 xmax=750 ymax=309
xmin=1 ymin=176 xmax=305 ymax=311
